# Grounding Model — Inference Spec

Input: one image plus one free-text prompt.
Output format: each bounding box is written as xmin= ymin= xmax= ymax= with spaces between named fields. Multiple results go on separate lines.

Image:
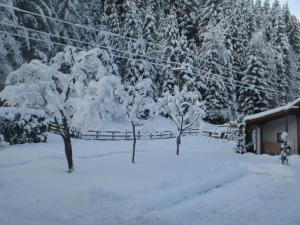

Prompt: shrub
xmin=0 ymin=107 xmax=48 ymax=145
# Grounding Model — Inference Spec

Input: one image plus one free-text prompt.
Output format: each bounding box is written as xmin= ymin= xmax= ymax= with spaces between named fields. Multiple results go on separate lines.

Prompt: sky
xmin=276 ymin=0 xmax=300 ymax=17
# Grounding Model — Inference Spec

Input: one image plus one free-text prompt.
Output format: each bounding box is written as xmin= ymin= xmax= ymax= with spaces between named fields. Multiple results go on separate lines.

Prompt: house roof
xmin=244 ymin=97 xmax=300 ymax=124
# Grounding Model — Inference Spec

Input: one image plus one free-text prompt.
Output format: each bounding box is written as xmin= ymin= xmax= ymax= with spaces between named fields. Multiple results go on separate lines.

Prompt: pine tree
xmin=201 ymin=27 xmax=232 ymax=123
xmin=235 ymin=124 xmax=246 ymax=154
xmin=238 ymin=32 xmax=272 ymax=116
xmin=198 ymin=0 xmax=224 ymax=45
xmin=123 ymin=0 xmax=142 ymax=39
xmin=178 ymin=0 xmax=199 ymax=43
xmin=55 ymin=0 xmax=83 ymax=41
xmin=143 ymin=5 xmax=159 ymax=43
xmin=271 ymin=1 xmax=297 ymax=104
xmin=15 ymin=0 xmax=58 ymax=61
xmin=0 ymin=0 xmax=23 ymax=91
xmin=104 ymin=0 xmax=121 ymax=33
xmin=254 ymin=0 xmax=264 ymax=29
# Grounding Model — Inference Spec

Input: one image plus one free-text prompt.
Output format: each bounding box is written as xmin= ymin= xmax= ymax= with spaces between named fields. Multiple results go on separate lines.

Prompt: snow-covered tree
xmin=160 ymin=35 xmax=197 ymax=96
xmin=65 ymin=48 xmax=125 ymax=130
xmin=198 ymin=0 xmax=224 ymax=45
xmin=54 ymin=0 xmax=82 ymax=40
xmin=177 ymin=0 xmax=199 ymax=43
xmin=143 ymin=5 xmax=159 ymax=43
xmin=15 ymin=0 xmax=58 ymax=61
xmin=0 ymin=57 xmax=78 ymax=172
xmin=104 ymin=0 xmax=121 ymax=34
xmin=123 ymin=0 xmax=142 ymax=39
xmin=238 ymin=32 xmax=272 ymax=116
xmin=159 ymin=86 xmax=203 ymax=155
xmin=235 ymin=123 xmax=246 ymax=154
xmin=271 ymin=1 xmax=297 ymax=104
xmin=0 ymin=0 xmax=23 ymax=91
xmin=122 ymin=78 xmax=156 ymax=163
xmin=201 ymin=27 xmax=233 ymax=123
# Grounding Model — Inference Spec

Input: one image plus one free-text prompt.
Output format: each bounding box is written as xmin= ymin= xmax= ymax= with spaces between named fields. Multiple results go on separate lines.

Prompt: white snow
xmin=0 ymin=134 xmax=300 ymax=225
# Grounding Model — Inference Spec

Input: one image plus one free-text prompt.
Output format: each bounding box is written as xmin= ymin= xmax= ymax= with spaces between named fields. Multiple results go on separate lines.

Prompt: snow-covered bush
xmin=0 ymin=107 xmax=47 ymax=145
xmin=122 ymin=77 xmax=157 ymax=163
xmin=280 ymin=132 xmax=291 ymax=165
xmin=235 ymin=124 xmax=246 ymax=154
xmin=159 ymin=86 xmax=204 ymax=155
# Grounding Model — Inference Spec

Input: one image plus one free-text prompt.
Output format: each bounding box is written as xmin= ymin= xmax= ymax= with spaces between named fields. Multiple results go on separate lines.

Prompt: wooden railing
xmin=80 ymin=129 xmax=201 ymax=141
xmin=48 ymin=123 xmax=201 ymax=141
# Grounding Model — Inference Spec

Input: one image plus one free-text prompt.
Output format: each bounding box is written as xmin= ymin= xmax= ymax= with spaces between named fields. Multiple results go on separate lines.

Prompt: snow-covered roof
xmin=244 ymin=97 xmax=300 ymax=122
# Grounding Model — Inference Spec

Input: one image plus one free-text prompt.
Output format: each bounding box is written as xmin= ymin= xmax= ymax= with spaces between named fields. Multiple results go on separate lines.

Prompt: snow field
xmin=0 ymin=134 xmax=300 ymax=225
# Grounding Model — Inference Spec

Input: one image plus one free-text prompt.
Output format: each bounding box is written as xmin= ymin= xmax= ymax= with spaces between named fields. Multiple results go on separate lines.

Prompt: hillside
xmin=0 ymin=0 xmax=300 ymax=123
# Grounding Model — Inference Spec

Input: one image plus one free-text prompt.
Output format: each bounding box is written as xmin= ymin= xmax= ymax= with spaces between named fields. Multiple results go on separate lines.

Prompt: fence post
xmin=150 ymin=132 xmax=153 ymax=139
xmin=96 ymin=131 xmax=99 ymax=140
xmin=138 ymin=130 xmax=141 ymax=140
xmin=112 ymin=131 xmax=115 ymax=140
xmin=125 ymin=129 xmax=128 ymax=140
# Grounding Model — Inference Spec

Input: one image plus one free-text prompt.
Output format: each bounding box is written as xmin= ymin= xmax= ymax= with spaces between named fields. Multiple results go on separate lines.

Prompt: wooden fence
xmin=47 ymin=123 xmax=201 ymax=141
xmin=80 ymin=129 xmax=201 ymax=141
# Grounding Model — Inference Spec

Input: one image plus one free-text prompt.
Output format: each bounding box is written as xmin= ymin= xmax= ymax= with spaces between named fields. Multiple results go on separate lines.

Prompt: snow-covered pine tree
xmin=177 ymin=0 xmax=199 ymax=43
xmin=201 ymin=27 xmax=233 ymax=123
xmin=157 ymin=10 xmax=180 ymax=95
xmin=287 ymin=15 xmax=300 ymax=57
xmin=0 ymin=0 xmax=23 ymax=91
xmin=235 ymin=124 xmax=246 ymax=154
xmin=104 ymin=0 xmax=121 ymax=33
xmin=77 ymin=0 xmax=104 ymax=43
xmin=15 ymin=0 xmax=58 ymax=62
xmin=223 ymin=1 xmax=248 ymax=76
xmin=123 ymin=0 xmax=142 ymax=39
xmin=238 ymin=31 xmax=272 ymax=116
xmin=271 ymin=0 xmax=297 ymax=104
xmin=143 ymin=5 xmax=159 ymax=44
xmin=254 ymin=0 xmax=264 ymax=29
xmin=161 ymin=35 xmax=197 ymax=96
xmin=198 ymin=0 xmax=224 ymax=46
xmin=55 ymin=0 xmax=82 ymax=40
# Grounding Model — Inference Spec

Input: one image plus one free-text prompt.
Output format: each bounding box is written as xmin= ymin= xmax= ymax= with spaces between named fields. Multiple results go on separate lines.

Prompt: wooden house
xmin=244 ymin=98 xmax=300 ymax=155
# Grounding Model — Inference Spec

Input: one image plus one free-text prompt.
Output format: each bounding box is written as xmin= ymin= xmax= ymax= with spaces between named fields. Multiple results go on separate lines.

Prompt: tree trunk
xmin=63 ymin=134 xmax=74 ymax=172
xmin=131 ymin=122 xmax=136 ymax=164
xmin=176 ymin=134 xmax=181 ymax=155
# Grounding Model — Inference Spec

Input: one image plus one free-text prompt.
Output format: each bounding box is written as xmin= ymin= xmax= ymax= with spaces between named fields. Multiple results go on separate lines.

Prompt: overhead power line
xmin=1 ymin=21 xmax=298 ymax=96
xmin=0 ymin=29 xmax=297 ymax=99
xmin=0 ymin=3 xmax=298 ymax=93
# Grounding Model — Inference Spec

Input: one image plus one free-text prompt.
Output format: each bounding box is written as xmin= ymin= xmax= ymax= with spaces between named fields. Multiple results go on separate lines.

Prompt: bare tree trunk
xmin=63 ymin=134 xmax=74 ymax=172
xmin=59 ymin=115 xmax=74 ymax=173
xmin=176 ymin=134 xmax=181 ymax=155
xmin=131 ymin=122 xmax=136 ymax=164
xmin=176 ymin=116 xmax=184 ymax=155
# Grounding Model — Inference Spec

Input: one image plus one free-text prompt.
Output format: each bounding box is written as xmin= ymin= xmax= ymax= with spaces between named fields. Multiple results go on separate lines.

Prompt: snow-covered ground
xmin=0 ymin=133 xmax=300 ymax=225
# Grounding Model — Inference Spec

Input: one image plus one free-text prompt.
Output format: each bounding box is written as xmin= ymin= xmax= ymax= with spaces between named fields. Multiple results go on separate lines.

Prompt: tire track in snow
xmin=0 ymin=150 xmax=173 ymax=168
xmin=145 ymin=168 xmax=248 ymax=212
